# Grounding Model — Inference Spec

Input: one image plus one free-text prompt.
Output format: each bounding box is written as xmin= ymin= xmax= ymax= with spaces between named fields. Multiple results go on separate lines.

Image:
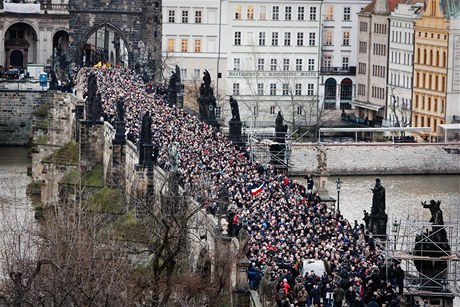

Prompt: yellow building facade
xmin=412 ymin=0 xmax=449 ymax=141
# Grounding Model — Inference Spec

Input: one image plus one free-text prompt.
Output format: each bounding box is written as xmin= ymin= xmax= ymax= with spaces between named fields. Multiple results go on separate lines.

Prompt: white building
xmin=354 ymin=0 xmax=392 ymax=127
xmin=162 ymin=0 xmax=228 ymax=116
xmin=386 ymin=1 xmax=423 ymax=127
xmin=446 ymin=3 xmax=460 ymax=125
xmin=225 ymin=0 xmax=322 ymax=128
xmin=320 ymin=0 xmax=371 ymax=111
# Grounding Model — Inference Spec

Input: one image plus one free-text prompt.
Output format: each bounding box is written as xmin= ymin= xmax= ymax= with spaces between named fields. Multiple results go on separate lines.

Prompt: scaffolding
xmin=386 ymin=209 xmax=460 ymax=305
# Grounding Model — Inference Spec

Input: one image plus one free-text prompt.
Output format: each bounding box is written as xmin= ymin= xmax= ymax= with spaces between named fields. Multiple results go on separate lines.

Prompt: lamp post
xmin=391 ymin=220 xmax=400 ymax=250
xmin=335 ymin=177 xmax=343 ymax=212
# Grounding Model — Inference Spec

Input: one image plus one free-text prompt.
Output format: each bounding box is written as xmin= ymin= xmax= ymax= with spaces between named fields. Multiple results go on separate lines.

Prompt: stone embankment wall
xmin=0 ymin=90 xmax=48 ymax=145
xmin=289 ymin=143 xmax=460 ymax=176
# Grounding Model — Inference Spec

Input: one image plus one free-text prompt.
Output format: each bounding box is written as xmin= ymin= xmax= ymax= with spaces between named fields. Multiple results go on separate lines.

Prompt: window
xmin=282 ymin=84 xmax=289 ymax=95
xmin=325 ymin=6 xmax=334 ymax=20
xmin=194 ymin=39 xmax=201 ymax=52
xmin=343 ymin=31 xmax=350 ymax=46
xmin=270 ymin=106 xmax=276 ymax=114
xmin=298 ymin=7 xmax=305 ymax=20
xmin=297 ymin=106 xmax=303 ymax=115
xmin=310 ymin=7 xmax=317 ymax=20
xmin=195 ymin=11 xmax=202 ymax=23
xmin=323 ymin=55 xmax=331 ymax=68
xmin=259 ymin=32 xmax=266 ymax=46
xmin=296 ymin=59 xmax=303 ymax=71
xmin=233 ymin=58 xmax=240 ymax=70
xmin=182 ymin=11 xmax=189 ymax=23
xmin=343 ymin=7 xmax=351 ymax=21
xmin=309 ymin=32 xmax=316 ymax=46
xmin=247 ymin=5 xmax=254 ymax=19
xmin=358 ymin=62 xmax=366 ymax=74
xmin=359 ymin=41 xmax=367 ymax=53
xmin=297 ymin=33 xmax=304 ymax=46
xmin=325 ymin=31 xmax=333 ymax=46
xmin=257 ymin=59 xmax=264 ymax=71
xmin=215 ymin=106 xmax=222 ymax=119
xmin=235 ymin=5 xmax=242 ymax=19
xmin=295 ymin=84 xmax=302 ymax=95
xmin=260 ymin=6 xmax=267 ymax=20
xmin=181 ymin=69 xmax=187 ymax=80
xmin=270 ymin=83 xmax=277 ymax=95
xmin=253 ymin=106 xmax=259 ymax=116
xmin=272 ymin=32 xmax=279 ymax=46
xmin=284 ymin=32 xmax=291 ymax=46
xmin=271 ymin=59 xmax=277 ymax=71
xmin=358 ymin=84 xmax=366 ymax=96
xmin=342 ymin=57 xmax=349 ymax=70
xmin=168 ymin=10 xmax=175 ymax=23
xmin=307 ymin=84 xmax=314 ymax=96
xmin=234 ymin=32 xmax=242 ymax=45
xmin=360 ymin=22 xmax=368 ymax=32
xmin=167 ymin=39 xmax=175 ymax=52
xmin=283 ymin=59 xmax=290 ymax=71
xmin=308 ymin=59 xmax=315 ymax=71
xmin=285 ymin=6 xmax=292 ymax=20
xmin=233 ymin=83 xmax=240 ymax=95
xmin=181 ymin=39 xmax=188 ymax=52
xmin=272 ymin=6 xmax=279 ymax=20
xmin=193 ymin=69 xmax=200 ymax=79
xmin=258 ymin=83 xmax=264 ymax=95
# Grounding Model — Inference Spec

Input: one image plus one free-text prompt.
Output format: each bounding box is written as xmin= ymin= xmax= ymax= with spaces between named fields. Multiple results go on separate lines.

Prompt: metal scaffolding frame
xmin=385 ymin=210 xmax=459 ymax=303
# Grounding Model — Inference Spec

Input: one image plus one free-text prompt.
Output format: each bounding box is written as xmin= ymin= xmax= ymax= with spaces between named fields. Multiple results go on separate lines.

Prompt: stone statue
xmin=202 ymin=69 xmax=211 ymax=87
xmin=316 ymin=145 xmax=327 ymax=175
xmin=229 ymin=96 xmax=240 ymax=122
xmin=413 ymin=199 xmax=450 ymax=292
xmin=87 ymin=73 xmax=97 ymax=103
xmin=49 ymin=71 xmax=59 ymax=91
xmin=116 ymin=98 xmax=125 ymax=122
xmin=237 ymin=228 xmax=251 ymax=258
xmin=198 ymin=69 xmax=217 ymax=122
xmin=422 ymin=200 xmax=449 ymax=245
xmin=168 ymin=141 xmax=180 ymax=172
xmin=275 ymin=111 xmax=288 ymax=143
xmin=140 ymin=112 xmax=152 ymax=144
xmin=371 ymin=178 xmax=385 ymax=214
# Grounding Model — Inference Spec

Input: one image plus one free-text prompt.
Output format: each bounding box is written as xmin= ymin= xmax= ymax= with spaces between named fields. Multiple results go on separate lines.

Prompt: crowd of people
xmin=79 ymin=67 xmax=405 ymax=307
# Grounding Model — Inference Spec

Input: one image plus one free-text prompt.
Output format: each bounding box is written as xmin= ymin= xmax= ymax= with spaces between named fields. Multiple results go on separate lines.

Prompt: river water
xmin=2 ymin=146 xmax=458 ymax=227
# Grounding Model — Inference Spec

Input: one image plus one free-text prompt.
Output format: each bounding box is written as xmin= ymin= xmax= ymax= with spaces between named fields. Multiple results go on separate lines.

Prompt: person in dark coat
xmin=394 ymin=264 xmax=405 ymax=295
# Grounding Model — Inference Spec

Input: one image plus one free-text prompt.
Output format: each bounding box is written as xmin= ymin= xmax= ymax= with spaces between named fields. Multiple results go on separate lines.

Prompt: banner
xmin=4 ymin=3 xmax=40 ymax=14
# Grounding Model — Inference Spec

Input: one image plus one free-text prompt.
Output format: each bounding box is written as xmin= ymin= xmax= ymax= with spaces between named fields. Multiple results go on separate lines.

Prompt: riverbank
xmin=288 ymin=143 xmax=460 ymax=176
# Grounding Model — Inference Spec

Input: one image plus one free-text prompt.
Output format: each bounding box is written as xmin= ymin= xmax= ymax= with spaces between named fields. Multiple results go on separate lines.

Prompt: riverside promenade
xmin=288 ymin=143 xmax=460 ymax=176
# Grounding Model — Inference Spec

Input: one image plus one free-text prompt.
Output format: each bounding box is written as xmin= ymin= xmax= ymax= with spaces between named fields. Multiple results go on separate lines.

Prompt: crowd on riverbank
xmin=81 ymin=67 xmax=404 ymax=307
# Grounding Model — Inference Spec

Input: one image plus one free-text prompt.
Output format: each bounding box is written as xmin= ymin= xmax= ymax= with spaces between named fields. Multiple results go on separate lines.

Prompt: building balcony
xmin=320 ymin=66 xmax=356 ymax=75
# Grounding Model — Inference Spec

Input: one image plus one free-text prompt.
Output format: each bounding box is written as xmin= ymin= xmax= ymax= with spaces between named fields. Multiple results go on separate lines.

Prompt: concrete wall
xmin=288 ymin=143 xmax=460 ymax=176
xmin=0 ymin=90 xmax=48 ymax=145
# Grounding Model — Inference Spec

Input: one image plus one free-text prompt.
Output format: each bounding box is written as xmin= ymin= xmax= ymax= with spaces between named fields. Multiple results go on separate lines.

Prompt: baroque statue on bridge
xmin=198 ymin=70 xmax=216 ymax=121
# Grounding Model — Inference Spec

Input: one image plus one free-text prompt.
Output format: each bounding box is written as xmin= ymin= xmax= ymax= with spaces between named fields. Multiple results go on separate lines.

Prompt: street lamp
xmin=391 ymin=220 xmax=400 ymax=250
xmin=335 ymin=177 xmax=343 ymax=212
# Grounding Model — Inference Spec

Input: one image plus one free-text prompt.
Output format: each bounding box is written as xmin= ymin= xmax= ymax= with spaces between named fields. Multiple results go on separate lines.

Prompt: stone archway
xmin=4 ymin=22 xmax=38 ymax=69
xmin=68 ymin=0 xmax=162 ymax=79
xmin=78 ymin=23 xmax=131 ymax=68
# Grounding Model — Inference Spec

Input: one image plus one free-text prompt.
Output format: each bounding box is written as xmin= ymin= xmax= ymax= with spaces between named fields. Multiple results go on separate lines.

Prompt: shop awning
xmin=351 ymin=101 xmax=384 ymax=112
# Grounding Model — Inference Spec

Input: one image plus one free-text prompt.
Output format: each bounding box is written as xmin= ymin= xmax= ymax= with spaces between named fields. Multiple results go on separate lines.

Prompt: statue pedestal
xmin=228 ymin=120 xmax=243 ymax=145
xmin=369 ymin=211 xmax=387 ymax=240
xmin=316 ymin=174 xmax=329 ymax=197
xmin=113 ymin=120 xmax=126 ymax=145
xmin=142 ymin=144 xmax=154 ymax=167
xmin=233 ymin=258 xmax=251 ymax=307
